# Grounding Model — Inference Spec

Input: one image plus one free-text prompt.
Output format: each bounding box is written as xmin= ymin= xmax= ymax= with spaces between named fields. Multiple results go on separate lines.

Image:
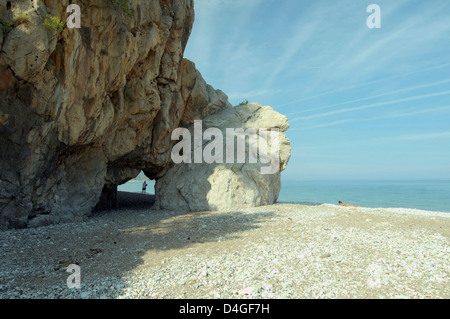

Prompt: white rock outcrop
xmin=153 ymin=103 xmax=291 ymax=211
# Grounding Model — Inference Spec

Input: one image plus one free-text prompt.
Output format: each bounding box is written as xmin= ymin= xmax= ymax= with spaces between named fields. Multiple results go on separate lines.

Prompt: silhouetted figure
xmin=142 ymin=181 xmax=147 ymax=194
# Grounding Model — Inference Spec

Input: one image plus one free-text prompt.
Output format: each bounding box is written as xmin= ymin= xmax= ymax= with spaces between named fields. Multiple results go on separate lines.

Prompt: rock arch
xmin=0 ymin=0 xmax=290 ymax=229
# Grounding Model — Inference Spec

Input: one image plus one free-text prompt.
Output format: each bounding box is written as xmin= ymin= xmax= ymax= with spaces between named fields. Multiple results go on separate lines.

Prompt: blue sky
xmin=184 ymin=0 xmax=450 ymax=180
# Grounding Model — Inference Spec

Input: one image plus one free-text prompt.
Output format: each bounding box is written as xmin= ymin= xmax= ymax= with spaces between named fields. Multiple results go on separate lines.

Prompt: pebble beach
xmin=0 ymin=192 xmax=448 ymax=299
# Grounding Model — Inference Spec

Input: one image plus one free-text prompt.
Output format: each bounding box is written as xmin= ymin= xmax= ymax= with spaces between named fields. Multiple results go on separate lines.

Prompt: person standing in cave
xmin=142 ymin=181 xmax=147 ymax=194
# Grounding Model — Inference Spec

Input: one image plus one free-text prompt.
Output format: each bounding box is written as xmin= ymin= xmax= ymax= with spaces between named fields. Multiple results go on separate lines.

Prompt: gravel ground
xmin=0 ymin=192 xmax=448 ymax=299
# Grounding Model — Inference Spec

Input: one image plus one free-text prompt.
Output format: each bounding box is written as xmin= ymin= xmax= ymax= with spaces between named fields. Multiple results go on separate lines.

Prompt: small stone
xmin=238 ymin=287 xmax=255 ymax=295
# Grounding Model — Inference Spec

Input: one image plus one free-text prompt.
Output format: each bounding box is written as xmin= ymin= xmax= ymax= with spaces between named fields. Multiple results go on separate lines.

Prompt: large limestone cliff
xmin=0 ymin=0 xmax=290 ymax=230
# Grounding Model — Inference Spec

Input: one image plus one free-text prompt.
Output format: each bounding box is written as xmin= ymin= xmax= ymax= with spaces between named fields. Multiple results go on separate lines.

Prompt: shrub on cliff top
xmin=43 ymin=15 xmax=64 ymax=33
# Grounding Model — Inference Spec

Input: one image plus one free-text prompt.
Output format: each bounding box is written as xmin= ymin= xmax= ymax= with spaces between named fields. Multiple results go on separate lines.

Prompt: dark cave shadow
xmin=7 ymin=193 xmax=277 ymax=299
xmin=1 ymin=201 xmax=276 ymax=299
xmin=117 ymin=191 xmax=156 ymax=210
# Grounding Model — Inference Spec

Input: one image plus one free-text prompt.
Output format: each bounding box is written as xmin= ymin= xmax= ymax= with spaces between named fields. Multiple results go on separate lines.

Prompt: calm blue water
xmin=278 ymin=180 xmax=450 ymax=213
xmin=119 ymin=180 xmax=450 ymax=213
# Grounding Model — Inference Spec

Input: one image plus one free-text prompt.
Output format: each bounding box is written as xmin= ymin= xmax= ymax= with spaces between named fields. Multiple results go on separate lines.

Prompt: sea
xmin=118 ymin=179 xmax=450 ymax=213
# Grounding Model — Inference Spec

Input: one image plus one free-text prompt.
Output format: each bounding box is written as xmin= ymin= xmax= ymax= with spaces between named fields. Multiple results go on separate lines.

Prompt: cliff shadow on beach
xmin=0 ymin=190 xmax=277 ymax=299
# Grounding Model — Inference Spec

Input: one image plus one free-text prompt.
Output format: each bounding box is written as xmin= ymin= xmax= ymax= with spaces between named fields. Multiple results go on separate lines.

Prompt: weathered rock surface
xmin=153 ymin=103 xmax=291 ymax=212
xmin=0 ymin=0 xmax=230 ymax=229
xmin=0 ymin=0 xmax=289 ymax=229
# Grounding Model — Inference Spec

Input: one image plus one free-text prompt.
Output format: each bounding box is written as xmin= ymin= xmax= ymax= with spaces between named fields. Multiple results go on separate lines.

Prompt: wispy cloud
xmin=227 ymin=89 xmax=281 ymax=101
xmin=286 ymin=79 xmax=450 ymax=117
xmin=291 ymin=105 xmax=450 ymax=131
xmin=186 ymin=0 xmax=266 ymax=78
xmin=394 ymin=131 xmax=450 ymax=141
xmin=301 ymin=130 xmax=450 ymax=151
xmin=262 ymin=20 xmax=322 ymax=89
xmin=275 ymin=1 xmax=450 ymax=109
xmin=277 ymin=62 xmax=450 ymax=108
xmin=290 ymin=90 xmax=450 ymax=122
xmin=320 ymin=1 xmax=450 ymax=83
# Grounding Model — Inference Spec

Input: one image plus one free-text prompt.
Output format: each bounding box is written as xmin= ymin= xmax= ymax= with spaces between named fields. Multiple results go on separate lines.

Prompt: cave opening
xmin=95 ymin=171 xmax=156 ymax=212
xmin=118 ymin=171 xmax=155 ymax=195
xmin=115 ymin=171 xmax=156 ymax=210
